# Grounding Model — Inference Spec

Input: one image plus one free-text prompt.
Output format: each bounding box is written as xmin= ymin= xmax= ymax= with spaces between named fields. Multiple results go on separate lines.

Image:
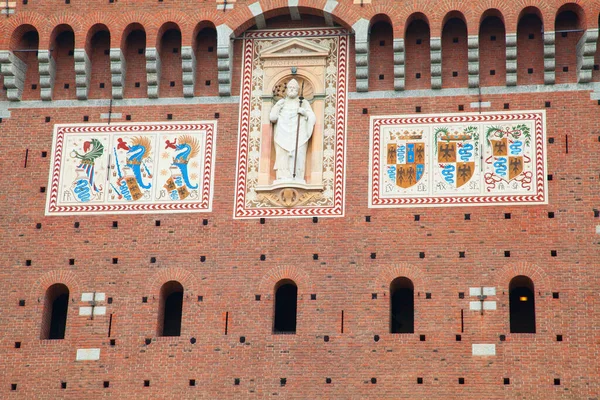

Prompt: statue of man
xmin=270 ymin=79 xmax=316 ymax=183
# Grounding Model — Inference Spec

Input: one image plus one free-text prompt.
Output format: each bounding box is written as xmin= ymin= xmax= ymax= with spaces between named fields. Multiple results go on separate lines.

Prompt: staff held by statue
xmin=292 ymin=80 xmax=305 ymax=179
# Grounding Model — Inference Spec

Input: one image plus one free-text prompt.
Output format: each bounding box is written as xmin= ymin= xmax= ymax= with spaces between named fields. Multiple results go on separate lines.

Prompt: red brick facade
xmin=1 ymin=1 xmax=599 ymax=398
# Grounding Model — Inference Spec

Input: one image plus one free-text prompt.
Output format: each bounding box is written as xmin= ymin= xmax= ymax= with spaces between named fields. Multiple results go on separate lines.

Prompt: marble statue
xmin=269 ymin=79 xmax=316 ymax=183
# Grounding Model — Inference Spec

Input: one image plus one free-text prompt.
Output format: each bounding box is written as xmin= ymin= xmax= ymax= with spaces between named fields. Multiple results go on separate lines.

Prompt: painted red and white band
xmin=234 ymin=29 xmax=348 ymax=218
xmin=370 ymin=111 xmax=547 ymax=207
xmin=47 ymin=121 xmax=217 ymax=215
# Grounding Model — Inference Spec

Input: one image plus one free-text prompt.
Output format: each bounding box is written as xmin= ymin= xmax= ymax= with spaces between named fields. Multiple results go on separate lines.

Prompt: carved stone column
xmin=430 ymin=37 xmax=442 ymax=89
xmin=467 ymin=35 xmax=479 ymax=88
xmin=353 ymin=18 xmax=369 ymax=92
xmin=505 ymin=33 xmax=517 ymax=86
xmin=216 ymin=24 xmax=233 ymax=96
xmin=543 ymin=31 xmax=555 ymax=85
xmin=0 ymin=50 xmax=27 ymax=101
xmin=110 ymin=48 xmax=125 ymax=99
xmin=39 ymin=50 xmax=56 ymax=101
xmin=181 ymin=46 xmax=196 ymax=98
xmin=146 ymin=47 xmax=160 ymax=98
xmin=74 ymin=48 xmax=90 ymax=100
xmin=393 ymin=38 xmax=405 ymax=91
xmin=577 ymin=28 xmax=599 ymax=83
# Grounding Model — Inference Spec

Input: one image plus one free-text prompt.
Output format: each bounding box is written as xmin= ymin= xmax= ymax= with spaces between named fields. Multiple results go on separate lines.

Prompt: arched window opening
xmin=368 ymin=17 xmax=394 ymax=91
xmin=555 ymin=7 xmax=584 ymax=84
xmin=10 ymin=26 xmax=40 ymax=100
xmin=390 ymin=277 xmax=414 ymax=333
xmin=479 ymin=14 xmax=506 ymax=87
xmin=87 ymin=27 xmax=111 ymax=99
xmin=51 ymin=26 xmax=76 ymax=100
xmin=194 ymin=25 xmax=218 ymax=96
xmin=158 ymin=26 xmax=182 ymax=97
xmin=441 ymin=15 xmax=468 ymax=88
xmin=273 ymin=280 xmax=297 ymax=334
xmin=509 ymin=275 xmax=536 ymax=333
xmin=404 ymin=15 xmax=431 ymax=90
xmin=158 ymin=281 xmax=184 ymax=337
xmin=123 ymin=25 xmax=147 ymax=98
xmin=41 ymin=284 xmax=69 ymax=340
xmin=517 ymin=9 xmax=544 ymax=85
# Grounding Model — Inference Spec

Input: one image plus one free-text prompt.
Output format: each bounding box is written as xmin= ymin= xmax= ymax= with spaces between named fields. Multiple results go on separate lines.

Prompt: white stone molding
xmin=393 ymin=38 xmax=405 ymax=91
xmin=323 ymin=0 xmax=338 ymax=27
xmin=110 ymin=48 xmax=125 ymax=99
xmin=467 ymin=35 xmax=479 ymax=88
xmin=145 ymin=47 xmax=160 ymax=98
xmin=288 ymin=0 xmax=300 ymax=20
xmin=216 ymin=24 xmax=233 ymax=96
xmin=248 ymin=2 xmax=266 ymax=29
xmin=74 ymin=48 xmax=90 ymax=100
xmin=181 ymin=45 xmax=196 ymax=98
xmin=0 ymin=50 xmax=27 ymax=101
xmin=505 ymin=33 xmax=517 ymax=86
xmin=543 ymin=31 xmax=555 ymax=85
xmin=353 ymin=18 xmax=369 ymax=92
xmin=430 ymin=37 xmax=442 ymax=89
xmin=577 ymin=28 xmax=598 ymax=84
xmin=38 ymin=50 xmax=56 ymax=101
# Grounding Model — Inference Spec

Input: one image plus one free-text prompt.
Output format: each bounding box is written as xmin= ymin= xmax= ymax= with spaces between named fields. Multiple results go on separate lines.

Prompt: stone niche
xmin=255 ymin=38 xmax=329 ymax=192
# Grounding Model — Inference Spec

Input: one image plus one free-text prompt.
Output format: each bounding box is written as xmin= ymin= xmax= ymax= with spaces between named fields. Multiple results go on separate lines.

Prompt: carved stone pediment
xmin=260 ymin=38 xmax=330 ymax=59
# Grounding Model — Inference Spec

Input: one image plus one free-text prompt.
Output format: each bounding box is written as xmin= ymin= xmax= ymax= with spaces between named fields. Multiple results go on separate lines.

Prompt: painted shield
xmin=390 ymin=142 xmax=425 ymax=189
xmin=490 ymin=137 xmax=524 ymax=181
xmin=437 ymin=140 xmax=476 ymax=189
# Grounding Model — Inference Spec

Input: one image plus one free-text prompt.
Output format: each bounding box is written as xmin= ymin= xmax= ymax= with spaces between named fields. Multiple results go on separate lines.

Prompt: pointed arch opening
xmin=41 ymin=283 xmax=69 ymax=340
xmin=390 ymin=277 xmax=414 ymax=333
xmin=273 ymin=279 xmax=297 ymax=334
xmin=158 ymin=281 xmax=184 ymax=337
xmin=509 ymin=275 xmax=536 ymax=333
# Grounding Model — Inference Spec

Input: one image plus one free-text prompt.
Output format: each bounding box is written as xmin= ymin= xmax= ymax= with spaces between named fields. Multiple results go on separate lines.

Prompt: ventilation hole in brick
xmin=545 ymin=101 xmax=551 ymax=108
xmin=456 ymin=334 xmax=461 ymax=341
xmin=453 ymin=37 xmax=459 ymax=43
xmin=200 ymin=256 xmax=206 ymax=262
xmin=138 ymin=48 xmax=144 ymax=54
xmin=416 ymin=106 xmax=421 ymax=113
xmin=36 ymin=223 xmax=42 ymax=229
xmin=417 ymin=377 xmax=423 ymax=384
xmin=556 ymin=335 xmax=563 ymax=341
xmin=103 ymin=381 xmax=110 ymax=388
xmin=414 ymin=214 xmax=420 ymax=221
xmin=144 ymin=338 xmax=151 ymax=345
xmin=189 ymin=379 xmax=195 ymax=386
xmin=548 ymin=212 xmax=554 ymax=218
xmin=362 ymin=108 xmax=368 ymax=114
xmin=464 ymin=213 xmax=470 ymax=220
xmin=528 ymin=33 xmax=535 ymax=39
xmin=378 ymin=74 xmax=384 ymax=80
xmin=452 ymin=71 xmax=458 ymax=77
xmin=202 ymin=219 xmax=208 ymax=225
xmin=369 ymin=252 xmax=376 ymax=260
xmin=490 ymin=70 xmax=495 ymax=76
xmin=126 ymin=115 xmax=132 ymax=120
xmin=371 ymin=378 xmax=377 ymax=384
xmin=107 ymin=297 xmax=113 ymax=304
xmin=490 ymin=35 xmax=496 ymax=41
xmin=562 ymin=66 xmax=568 ymax=72
xmin=326 ymin=378 xmax=332 ymax=384
xmin=416 ymin=39 xmax=422 ymax=45
xmin=110 ymin=339 xmax=116 ymax=346
xmin=499 ymin=334 xmax=506 ymax=341
xmin=458 ymin=378 xmax=465 ymax=384
xmin=15 ymin=342 xmax=21 ymax=348
xmin=208 ymin=46 xmax=214 ymax=52
xmin=205 ymin=80 xmax=211 ymax=86
xmin=595 ymin=64 xmax=600 ymax=71
xmin=504 ymin=250 xmax=511 ymax=257
xmin=259 ymin=218 xmax=265 ymax=224
xmin=548 ymin=174 xmax=553 ymax=181
xmin=255 ymin=295 xmax=261 ymax=301
xmin=11 ymin=384 xmax=17 ymax=391
xmin=280 ymin=378 xmax=286 ymax=386
xmin=142 ymin=297 xmax=148 ymax=303
xmin=419 ymin=252 xmax=425 ymax=259
xmin=61 ymin=382 xmax=67 ymax=389
xmin=416 ymin=73 xmax=421 ymax=79
xmin=365 ymin=216 xmax=371 ymax=222
xmin=169 ymin=81 xmax=175 ymax=87
xmin=74 ymin=222 xmax=80 ymax=228
xmin=458 ymin=292 xmax=464 ymax=299
xmin=420 ymin=335 xmax=426 ymax=341
xmin=112 ymin=221 xmax=118 ymax=228
xmin=25 ymin=259 xmax=32 ymax=266
xmin=167 ymin=114 xmax=173 ymax=120
xmin=324 ymin=335 xmax=329 ymax=342
xmin=379 ymin=40 xmax=385 ymax=46
xmin=64 ymin=83 xmax=69 ymax=89
xmin=69 ymin=259 xmax=75 ymax=265
xmin=32 ymin=84 xmax=37 ymax=89
xmin=313 ymin=217 xmax=318 ymax=223
xmin=239 ymin=336 xmax=246 ymax=343
xmin=260 ymin=254 xmax=265 ymax=261
xmin=41 ymin=151 xmax=48 ymax=158
xmin=214 ymin=112 xmax=220 ymax=119
xmin=45 ymin=116 xmax=51 ymax=123
xmin=144 ymin=380 xmax=150 ymax=387
xmin=308 ymin=293 xmax=315 ymax=301
xmin=528 ymin=68 xmax=534 ymax=74
xmin=551 ymin=250 xmax=557 ymax=257
xmin=234 ymin=378 xmax=240 ymax=385
xmin=458 ymin=105 xmax=464 ymax=111
xmin=40 ymin=186 xmax=47 ymax=193
xmin=135 ymin=82 xmax=140 ymax=88
xmin=83 ymin=115 xmax=89 ymax=121
xmin=99 ymin=83 xmax=105 ymax=89
xmin=459 ymin=251 xmax=465 ymax=258
xmin=104 ymin=49 xmax=110 ymax=55
xmin=561 ymin=31 xmax=568 ymax=38
xmin=504 ymin=103 xmax=510 ymax=109
xmin=505 ymin=213 xmax=511 ymax=219
xmin=19 ymin=300 xmax=25 ymax=306
xmin=554 ymin=378 xmax=560 ymax=386
xmin=553 ymin=292 xmax=559 ymax=299
xmin=425 ymin=293 xmax=431 ymax=299
xmin=112 ymin=258 xmax=118 ymax=264
xmin=374 ymin=334 xmax=380 ymax=342
xmin=504 ymin=378 xmax=510 ymax=385
xmin=190 ymin=337 xmax=196 ymax=344
xmin=371 ymin=293 xmax=377 ymax=299
xmin=150 ymin=257 xmax=156 ymax=263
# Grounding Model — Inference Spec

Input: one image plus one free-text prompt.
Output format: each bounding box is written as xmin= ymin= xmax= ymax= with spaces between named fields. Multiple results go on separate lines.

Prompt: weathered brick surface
xmin=1 ymin=1 xmax=599 ymax=399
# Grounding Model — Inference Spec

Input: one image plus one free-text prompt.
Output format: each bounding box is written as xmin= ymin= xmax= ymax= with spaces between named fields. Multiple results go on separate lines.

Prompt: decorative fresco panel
xmin=46 ymin=121 xmax=217 ymax=215
xmin=233 ymin=28 xmax=348 ymax=218
xmin=369 ymin=111 xmax=547 ymax=207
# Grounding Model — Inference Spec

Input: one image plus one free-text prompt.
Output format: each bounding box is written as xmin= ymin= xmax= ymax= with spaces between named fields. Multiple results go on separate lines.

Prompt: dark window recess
xmin=552 ymin=292 xmax=559 ymax=299
xmin=556 ymin=334 xmax=563 ymax=341
xmin=452 ymin=71 xmax=458 ymax=77
xmin=170 ymin=81 xmax=175 ymax=87
xmin=458 ymin=378 xmax=465 ymax=384
xmin=420 ymin=334 xmax=426 ymax=341
xmin=490 ymin=70 xmax=495 ymax=75
xmin=505 ymin=251 xmax=510 ymax=257
xmin=104 ymin=381 xmax=110 ymax=388
xmin=390 ymin=277 xmax=414 ymax=333
xmin=562 ymin=66 xmax=568 ymax=72
xmin=416 ymin=39 xmax=422 ymax=45
xmin=504 ymin=378 xmax=510 ymax=385
xmin=505 ymin=213 xmax=511 ymax=219
xmin=378 ymin=74 xmax=384 ymax=80
xmin=456 ymin=334 xmax=461 ymax=341
xmin=453 ymin=37 xmax=459 ymax=43
xmin=379 ymin=40 xmax=385 ymax=46
xmin=551 ymin=250 xmax=557 ymax=257
xmin=417 ymin=377 xmax=423 ymax=384
xmin=528 ymin=33 xmax=534 ymax=39
xmin=41 ymin=284 xmax=69 ymax=340
xmin=490 ymin=35 xmax=496 ymax=41
xmin=99 ymin=82 xmax=105 ymax=88
xmin=144 ymin=380 xmax=150 ymax=387
xmin=416 ymin=106 xmax=421 ymax=113
xmin=464 ymin=213 xmax=470 ymax=220
xmin=416 ymin=73 xmax=421 ymax=79
xmin=554 ymin=378 xmax=560 ymax=386
xmin=234 ymin=378 xmax=240 ymax=385
xmin=528 ymin=68 xmax=534 ymax=74
xmin=158 ymin=281 xmax=184 ymax=337
xmin=273 ymin=280 xmax=297 ymax=334
xmin=504 ymin=103 xmax=510 ymax=109
xmin=458 ymin=105 xmax=464 ymax=111
xmin=135 ymin=82 xmax=141 ymax=88
xmin=61 ymin=382 xmax=67 ymax=389
xmin=509 ymin=275 xmax=536 ymax=333
xmin=458 ymin=292 xmax=464 ymax=299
